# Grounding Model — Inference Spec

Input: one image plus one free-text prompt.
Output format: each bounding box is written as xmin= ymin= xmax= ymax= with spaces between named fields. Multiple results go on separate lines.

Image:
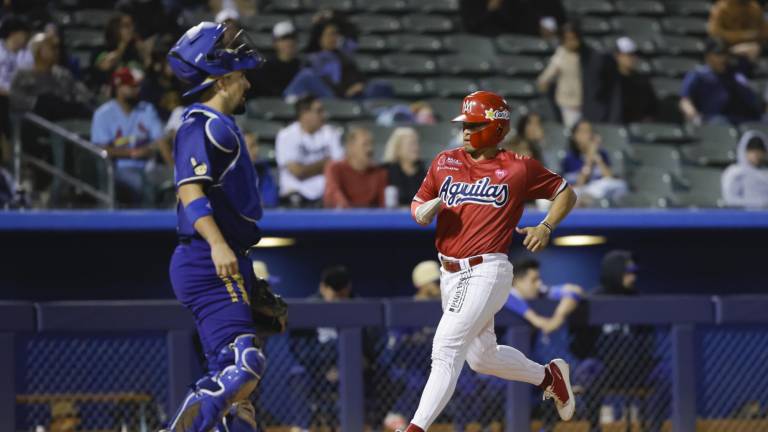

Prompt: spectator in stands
xmin=324 ymin=127 xmax=388 ymax=208
xmin=680 ymin=38 xmax=763 ymax=125
xmin=504 ymin=257 xmax=583 ymax=334
xmin=276 ymin=95 xmax=343 ymax=207
xmin=375 ymin=101 xmax=437 ymax=126
xmin=244 ymin=131 xmax=279 ymax=208
xmin=0 ymin=15 xmax=32 ymax=162
xmin=11 ymin=32 xmax=94 ymax=120
xmin=249 ymin=21 xmax=301 ymax=98
xmin=91 ymin=67 xmax=165 ymax=206
xmin=504 ymin=113 xmax=545 ymax=162
xmin=561 ymin=119 xmax=627 ymax=206
xmin=93 ymin=13 xmax=150 ymax=90
xmin=603 ymin=37 xmax=658 ymax=124
xmin=722 ymin=130 xmax=768 ymax=207
xmin=708 ymin=0 xmax=768 ymax=62
xmin=138 ymin=35 xmax=182 ymax=121
xmin=382 ymin=127 xmax=427 ymax=207
xmin=459 ymin=0 xmax=565 ymax=38
xmin=283 ymin=16 xmax=391 ymax=101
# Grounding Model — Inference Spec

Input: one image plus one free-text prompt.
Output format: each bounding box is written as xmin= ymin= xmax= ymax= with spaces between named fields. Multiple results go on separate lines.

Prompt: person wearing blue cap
xmin=162 ymin=21 xmax=287 ymax=432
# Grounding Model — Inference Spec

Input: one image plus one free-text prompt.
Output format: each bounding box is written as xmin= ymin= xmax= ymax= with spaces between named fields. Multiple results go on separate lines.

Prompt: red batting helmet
xmin=452 ymin=91 xmax=511 ymax=149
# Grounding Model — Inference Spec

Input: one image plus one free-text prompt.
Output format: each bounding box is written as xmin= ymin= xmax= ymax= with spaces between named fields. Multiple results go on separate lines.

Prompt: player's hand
xmin=211 ymin=241 xmax=239 ymax=278
xmin=516 ymin=225 xmax=551 ymax=252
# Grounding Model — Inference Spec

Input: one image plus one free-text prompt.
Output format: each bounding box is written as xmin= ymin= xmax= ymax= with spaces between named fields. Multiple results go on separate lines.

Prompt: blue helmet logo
xmin=168 ymin=22 xmax=264 ymax=97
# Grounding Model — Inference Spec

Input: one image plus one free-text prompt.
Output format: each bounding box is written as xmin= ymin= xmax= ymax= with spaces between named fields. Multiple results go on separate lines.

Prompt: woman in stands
xmin=383 ymin=127 xmax=427 ymax=207
xmin=561 ymin=119 xmax=627 ymax=206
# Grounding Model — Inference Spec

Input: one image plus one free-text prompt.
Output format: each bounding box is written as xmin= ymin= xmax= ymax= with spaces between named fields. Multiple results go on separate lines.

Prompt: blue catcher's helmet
xmin=168 ymin=22 xmax=264 ymax=97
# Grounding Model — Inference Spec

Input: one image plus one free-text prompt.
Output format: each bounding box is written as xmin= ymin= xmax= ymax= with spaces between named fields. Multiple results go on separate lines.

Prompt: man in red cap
xmin=403 ymin=91 xmax=578 ymax=432
xmin=91 ymin=66 xmax=164 ymax=205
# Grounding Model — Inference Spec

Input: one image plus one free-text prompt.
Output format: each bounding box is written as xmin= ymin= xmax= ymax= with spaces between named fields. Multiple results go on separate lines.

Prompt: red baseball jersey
xmin=414 ymin=148 xmax=566 ymax=258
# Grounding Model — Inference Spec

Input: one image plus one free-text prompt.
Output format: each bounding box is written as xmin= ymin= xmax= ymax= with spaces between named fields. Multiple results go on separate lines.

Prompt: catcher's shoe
xmin=542 ymin=359 xmax=575 ymax=421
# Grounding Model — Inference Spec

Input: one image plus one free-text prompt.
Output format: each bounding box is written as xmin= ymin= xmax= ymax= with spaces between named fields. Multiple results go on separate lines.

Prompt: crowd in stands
xmin=0 ymin=0 xmax=767 ymax=210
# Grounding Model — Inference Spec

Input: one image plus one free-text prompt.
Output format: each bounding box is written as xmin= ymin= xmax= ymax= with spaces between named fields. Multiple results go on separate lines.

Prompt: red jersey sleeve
xmin=524 ymin=157 xmax=567 ymax=201
xmin=413 ymin=157 xmax=439 ymax=203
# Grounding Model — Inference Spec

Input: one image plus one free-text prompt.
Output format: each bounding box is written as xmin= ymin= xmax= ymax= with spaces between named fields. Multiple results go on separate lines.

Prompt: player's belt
xmin=441 ymin=256 xmax=484 ymax=273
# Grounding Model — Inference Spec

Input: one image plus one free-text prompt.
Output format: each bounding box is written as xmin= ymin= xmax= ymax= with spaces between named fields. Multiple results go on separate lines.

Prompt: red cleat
xmin=542 ymin=359 xmax=576 ymax=421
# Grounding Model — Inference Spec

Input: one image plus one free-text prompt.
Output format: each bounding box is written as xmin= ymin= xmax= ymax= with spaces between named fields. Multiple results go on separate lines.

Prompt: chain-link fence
xmin=698 ymin=325 xmax=768 ymax=432
xmin=17 ymin=333 xmax=168 ymax=431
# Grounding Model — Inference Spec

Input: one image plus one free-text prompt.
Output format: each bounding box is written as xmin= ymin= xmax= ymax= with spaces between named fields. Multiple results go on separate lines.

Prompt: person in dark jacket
xmin=601 ymin=37 xmax=658 ymax=124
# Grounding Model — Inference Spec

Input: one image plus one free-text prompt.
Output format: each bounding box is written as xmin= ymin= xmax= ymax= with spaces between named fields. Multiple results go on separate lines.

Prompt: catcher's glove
xmin=250 ymin=277 xmax=288 ymax=335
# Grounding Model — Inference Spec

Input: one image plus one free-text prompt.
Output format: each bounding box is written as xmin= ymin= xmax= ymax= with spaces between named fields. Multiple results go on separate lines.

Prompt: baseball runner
xmin=403 ymin=91 xmax=578 ymax=432
xmin=162 ymin=22 xmax=287 ymax=431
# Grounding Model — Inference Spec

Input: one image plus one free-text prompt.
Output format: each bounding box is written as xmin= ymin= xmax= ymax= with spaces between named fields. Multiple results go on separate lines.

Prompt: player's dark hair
xmin=295 ymin=94 xmax=319 ymax=118
xmin=512 ymin=258 xmax=540 ymax=279
xmin=321 ymin=265 xmax=351 ymax=292
xmin=746 ymin=135 xmax=767 ymax=152
xmin=514 ymin=113 xmax=543 ymax=161
xmin=559 ymin=21 xmax=582 ymax=40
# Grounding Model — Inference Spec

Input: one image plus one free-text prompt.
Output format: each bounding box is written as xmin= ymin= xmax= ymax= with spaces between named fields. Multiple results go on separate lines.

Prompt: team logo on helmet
xmin=484 ymin=108 xmax=510 ymax=121
xmin=438 ymin=176 xmax=509 ymax=208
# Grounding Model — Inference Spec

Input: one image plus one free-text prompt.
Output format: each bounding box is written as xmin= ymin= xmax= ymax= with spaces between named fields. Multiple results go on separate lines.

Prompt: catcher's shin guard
xmin=167 ymin=334 xmax=266 ymax=432
xmin=217 ymin=400 xmax=260 ymax=432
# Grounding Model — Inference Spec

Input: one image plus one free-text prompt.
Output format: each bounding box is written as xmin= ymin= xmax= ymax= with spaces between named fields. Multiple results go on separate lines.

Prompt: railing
xmin=2 ymin=296 xmax=767 ymax=432
xmin=12 ymin=112 xmax=115 ymax=208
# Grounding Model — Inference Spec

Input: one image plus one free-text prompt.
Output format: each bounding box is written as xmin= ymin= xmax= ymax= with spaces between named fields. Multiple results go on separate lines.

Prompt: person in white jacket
xmin=722 ymin=130 xmax=768 ymax=207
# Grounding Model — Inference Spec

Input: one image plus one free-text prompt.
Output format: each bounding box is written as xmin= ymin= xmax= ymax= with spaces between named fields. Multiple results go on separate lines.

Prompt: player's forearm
xmin=542 ymin=186 xmax=576 ymax=229
xmin=178 ymin=183 xmax=227 ymax=247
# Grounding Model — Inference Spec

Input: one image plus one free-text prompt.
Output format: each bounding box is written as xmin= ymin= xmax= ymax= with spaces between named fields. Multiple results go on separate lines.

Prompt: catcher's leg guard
xmin=216 ymin=400 xmax=260 ymax=432
xmin=167 ymin=334 xmax=266 ymax=432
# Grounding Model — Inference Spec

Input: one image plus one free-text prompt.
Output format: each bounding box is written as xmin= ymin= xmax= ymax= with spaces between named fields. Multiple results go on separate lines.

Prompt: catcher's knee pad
xmin=217 ymin=400 xmax=260 ymax=432
xmin=167 ymin=334 xmax=266 ymax=432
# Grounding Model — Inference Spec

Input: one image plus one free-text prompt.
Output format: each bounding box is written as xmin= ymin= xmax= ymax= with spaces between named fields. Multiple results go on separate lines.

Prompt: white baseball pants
xmin=410 ymin=253 xmax=546 ymax=430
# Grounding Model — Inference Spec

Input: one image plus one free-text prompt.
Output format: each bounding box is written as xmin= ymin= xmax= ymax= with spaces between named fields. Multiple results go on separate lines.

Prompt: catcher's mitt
xmin=250 ymin=277 xmax=288 ymax=335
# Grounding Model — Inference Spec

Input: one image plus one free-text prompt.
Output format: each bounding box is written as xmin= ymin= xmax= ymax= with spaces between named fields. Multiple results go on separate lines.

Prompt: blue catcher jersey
xmin=174 ymin=103 xmax=263 ymax=251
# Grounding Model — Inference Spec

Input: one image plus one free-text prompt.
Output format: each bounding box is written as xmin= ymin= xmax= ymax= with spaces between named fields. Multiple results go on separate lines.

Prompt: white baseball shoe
xmin=542 ymin=358 xmax=576 ymax=421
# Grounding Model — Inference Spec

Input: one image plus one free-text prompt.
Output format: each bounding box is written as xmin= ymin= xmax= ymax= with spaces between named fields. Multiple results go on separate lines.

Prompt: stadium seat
xmin=247 ymin=98 xmax=295 ymax=121
xmin=580 ymin=16 xmax=612 ymax=36
xmin=322 ymin=99 xmax=366 ymax=121
xmin=183 ymin=10 xmax=213 ymax=27
xmin=436 ymin=54 xmax=495 ymax=76
xmin=739 ymin=121 xmax=768 ymax=136
xmin=292 ymin=13 xmax=315 ymax=30
xmin=627 ymin=166 xmax=675 ymax=200
xmin=241 ymin=14 xmax=291 ymax=32
xmin=661 ymin=17 xmax=708 ymax=36
xmin=656 ymin=35 xmax=705 ymax=56
xmin=357 ymin=35 xmax=389 ymax=53
xmin=382 ymin=76 xmax=427 ymax=98
xmin=387 ymin=34 xmax=443 ymax=53
xmin=442 ymin=34 xmax=496 ymax=57
xmin=72 ymin=9 xmax=112 ymax=28
xmin=423 ymin=77 xmax=478 ymax=98
xmin=670 ymin=1 xmax=711 ymax=17
xmin=381 ymin=54 xmax=437 ymax=75
xmin=238 ymin=118 xmax=284 ymax=142
xmin=63 ymin=29 xmax=104 ymax=49
xmin=675 ymin=167 xmax=725 ymax=207
xmin=415 ymin=124 xmax=461 ymax=160
xmin=265 ymin=0 xmax=302 ymax=13
xmin=479 ymin=78 xmax=537 ymax=99
xmin=630 ymin=144 xmax=683 ymax=176
xmin=250 ymin=32 xmax=274 ymax=51
xmin=583 ymin=37 xmax=604 ymax=51
xmin=541 ymin=122 xmax=567 ymax=152
xmin=611 ymin=16 xmax=662 ymax=37
xmin=629 ymin=123 xmax=693 ymax=144
xmin=526 ymin=97 xmax=559 ymax=121
xmin=681 ymin=142 xmax=737 ymax=167
xmin=563 ymin=0 xmax=614 ymax=15
xmin=400 ymin=14 xmax=454 ymax=33
xmin=70 ymin=49 xmax=92 ymax=70
xmin=495 ymin=55 xmax=546 ymax=77
xmin=615 ymin=191 xmax=670 ymax=208
xmin=613 ymin=0 xmax=665 ymax=16
xmin=309 ymin=0 xmax=357 ymax=12
xmin=361 ymin=0 xmax=410 ymax=13
xmin=356 ymin=54 xmax=383 ymax=74
xmin=496 ymin=35 xmax=554 ymax=55
xmin=651 ymin=77 xmax=683 ymax=99
xmin=603 ymin=35 xmax=656 ymax=56
xmin=593 ymin=124 xmax=631 ymax=153
xmin=651 ymin=57 xmax=699 ymax=78
xmin=57 ymin=119 xmax=91 ymax=139
xmin=691 ymin=124 xmax=739 ymax=147
xmin=427 ymin=98 xmax=462 ymax=121
xmin=349 ymin=14 xmax=402 ymax=33
xmin=412 ymin=0 xmax=459 ymax=14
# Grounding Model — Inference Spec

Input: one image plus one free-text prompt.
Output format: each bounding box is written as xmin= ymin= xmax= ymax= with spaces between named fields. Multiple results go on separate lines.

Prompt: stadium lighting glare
xmin=552 ymin=235 xmax=607 ymax=247
xmin=253 ymin=237 xmax=296 ymax=248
